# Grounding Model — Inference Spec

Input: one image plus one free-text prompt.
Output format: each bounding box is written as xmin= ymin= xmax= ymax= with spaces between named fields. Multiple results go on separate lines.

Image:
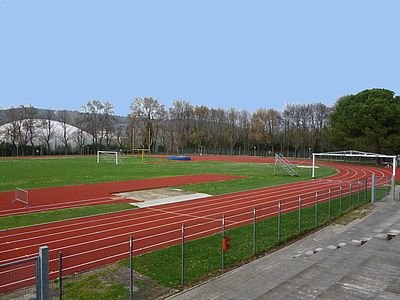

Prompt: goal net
xmin=97 ymin=151 xmax=122 ymax=165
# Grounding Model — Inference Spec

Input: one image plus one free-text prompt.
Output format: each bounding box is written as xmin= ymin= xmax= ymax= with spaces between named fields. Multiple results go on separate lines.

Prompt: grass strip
xmin=0 ymin=203 xmax=135 ymax=230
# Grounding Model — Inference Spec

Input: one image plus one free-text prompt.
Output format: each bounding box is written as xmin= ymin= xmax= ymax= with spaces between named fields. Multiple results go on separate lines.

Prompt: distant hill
xmin=0 ymin=107 xmax=128 ymax=129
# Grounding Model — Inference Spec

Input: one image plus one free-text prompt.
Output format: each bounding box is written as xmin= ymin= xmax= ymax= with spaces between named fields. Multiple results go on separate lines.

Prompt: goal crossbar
xmin=312 ymin=150 xmax=397 ymax=201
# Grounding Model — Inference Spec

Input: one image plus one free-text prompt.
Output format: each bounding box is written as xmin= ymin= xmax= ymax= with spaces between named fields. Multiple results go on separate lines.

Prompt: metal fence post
xmin=253 ymin=207 xmax=256 ymax=256
xmin=385 ymin=176 xmax=388 ymax=198
xmin=277 ymin=201 xmax=281 ymax=242
xmin=181 ymin=224 xmax=185 ymax=289
xmin=39 ymin=246 xmax=49 ymax=300
xmin=364 ymin=178 xmax=368 ymax=202
xmin=221 ymin=215 xmax=225 ymax=273
xmin=315 ymin=192 xmax=318 ymax=226
xmin=392 ymin=175 xmax=396 ymax=201
xmin=350 ymin=183 xmax=352 ymax=210
xmin=328 ymin=188 xmax=331 ymax=220
xmin=130 ymin=235 xmax=133 ymax=300
xmin=357 ymin=180 xmax=360 ymax=206
xmin=59 ymin=251 xmax=63 ymax=300
xmin=371 ymin=174 xmax=375 ymax=203
xmin=340 ymin=185 xmax=342 ymax=214
xmin=298 ymin=196 xmax=301 ymax=232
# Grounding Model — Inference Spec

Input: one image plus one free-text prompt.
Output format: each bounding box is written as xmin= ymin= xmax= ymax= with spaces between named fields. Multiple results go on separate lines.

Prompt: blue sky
xmin=0 ymin=0 xmax=399 ymax=116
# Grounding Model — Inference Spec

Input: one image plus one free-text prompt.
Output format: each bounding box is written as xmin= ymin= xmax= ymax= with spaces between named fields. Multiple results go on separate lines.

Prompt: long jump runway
xmin=0 ymin=158 xmax=393 ymax=293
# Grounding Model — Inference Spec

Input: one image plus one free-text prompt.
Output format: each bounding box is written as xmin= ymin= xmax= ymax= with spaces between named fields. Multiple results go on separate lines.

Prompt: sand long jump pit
xmin=115 ymin=188 xmax=212 ymax=208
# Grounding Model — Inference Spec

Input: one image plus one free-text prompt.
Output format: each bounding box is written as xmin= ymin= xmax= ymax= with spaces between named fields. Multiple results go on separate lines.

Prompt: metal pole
xmin=181 ymin=224 xmax=185 ymax=288
xmin=253 ymin=207 xmax=256 ymax=256
xmin=371 ymin=173 xmax=375 ymax=203
xmin=315 ymin=192 xmax=318 ymax=226
xmin=298 ymin=196 xmax=301 ymax=232
xmin=350 ymin=183 xmax=352 ymax=210
xmin=39 ymin=246 xmax=49 ymax=300
xmin=130 ymin=235 xmax=133 ymax=300
xmin=364 ymin=178 xmax=368 ymax=202
xmin=392 ymin=157 xmax=397 ymax=201
xmin=385 ymin=176 xmax=388 ymax=198
xmin=59 ymin=252 xmax=63 ymax=300
xmin=312 ymin=154 xmax=315 ymax=178
xmin=221 ymin=215 xmax=224 ymax=273
xmin=357 ymin=180 xmax=360 ymax=206
xmin=392 ymin=175 xmax=396 ymax=201
xmin=340 ymin=185 xmax=342 ymax=214
xmin=328 ymin=188 xmax=331 ymax=220
xmin=277 ymin=201 xmax=281 ymax=242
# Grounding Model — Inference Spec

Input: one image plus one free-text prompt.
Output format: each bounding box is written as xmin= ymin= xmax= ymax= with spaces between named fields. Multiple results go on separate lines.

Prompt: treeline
xmin=129 ymin=98 xmax=331 ymax=156
xmin=0 ymin=99 xmax=331 ymax=157
xmin=1 ymin=88 xmax=399 ymax=156
xmin=0 ymin=102 xmax=125 ymax=155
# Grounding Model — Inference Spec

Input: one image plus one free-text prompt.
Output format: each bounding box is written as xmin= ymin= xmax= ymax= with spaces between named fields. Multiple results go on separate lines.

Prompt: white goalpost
xmin=97 ymin=151 xmax=121 ymax=165
xmin=311 ymin=150 xmax=397 ymax=201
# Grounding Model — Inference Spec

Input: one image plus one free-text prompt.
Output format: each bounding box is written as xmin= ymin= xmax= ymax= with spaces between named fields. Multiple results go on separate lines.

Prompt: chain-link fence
xmin=0 ymin=247 xmax=49 ymax=300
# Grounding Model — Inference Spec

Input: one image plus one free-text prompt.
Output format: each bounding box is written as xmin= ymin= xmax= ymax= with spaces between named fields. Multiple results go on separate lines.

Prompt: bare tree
xmin=100 ymin=102 xmax=115 ymax=149
xmin=237 ymin=110 xmax=252 ymax=155
xmin=251 ymin=109 xmax=267 ymax=152
xmin=193 ymin=106 xmax=210 ymax=151
xmin=4 ymin=107 xmax=22 ymax=152
xmin=82 ymin=100 xmax=105 ymax=150
xmin=169 ymin=100 xmax=194 ymax=152
xmin=129 ymin=97 xmax=166 ymax=152
xmin=115 ymin=122 xmax=125 ymax=150
xmin=227 ymin=108 xmax=239 ymax=154
xmin=57 ymin=110 xmax=72 ymax=155
xmin=19 ymin=105 xmax=39 ymax=155
xmin=74 ymin=115 xmax=88 ymax=154
xmin=39 ymin=109 xmax=55 ymax=154
xmin=81 ymin=100 xmax=116 ymax=150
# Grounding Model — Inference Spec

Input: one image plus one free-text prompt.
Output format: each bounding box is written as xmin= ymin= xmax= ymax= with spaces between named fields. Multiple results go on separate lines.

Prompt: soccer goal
xmin=97 ymin=151 xmax=121 ymax=165
xmin=274 ymin=153 xmax=298 ymax=176
xmin=13 ymin=188 xmax=29 ymax=207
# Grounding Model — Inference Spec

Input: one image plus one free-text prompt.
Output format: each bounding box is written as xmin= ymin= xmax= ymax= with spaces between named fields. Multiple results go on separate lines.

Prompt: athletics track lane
xmin=0 ymin=174 xmax=244 ymax=217
xmin=0 ymin=159 xmax=394 ymax=293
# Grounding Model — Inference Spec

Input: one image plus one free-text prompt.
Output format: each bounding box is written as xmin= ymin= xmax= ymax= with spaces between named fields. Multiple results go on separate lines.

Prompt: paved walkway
xmin=170 ymin=188 xmax=400 ymax=300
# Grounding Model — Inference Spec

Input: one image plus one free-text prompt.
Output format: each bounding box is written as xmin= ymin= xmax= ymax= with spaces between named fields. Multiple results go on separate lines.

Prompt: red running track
xmin=0 ymin=158 xmax=394 ymax=293
xmin=0 ymin=174 xmax=244 ymax=217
